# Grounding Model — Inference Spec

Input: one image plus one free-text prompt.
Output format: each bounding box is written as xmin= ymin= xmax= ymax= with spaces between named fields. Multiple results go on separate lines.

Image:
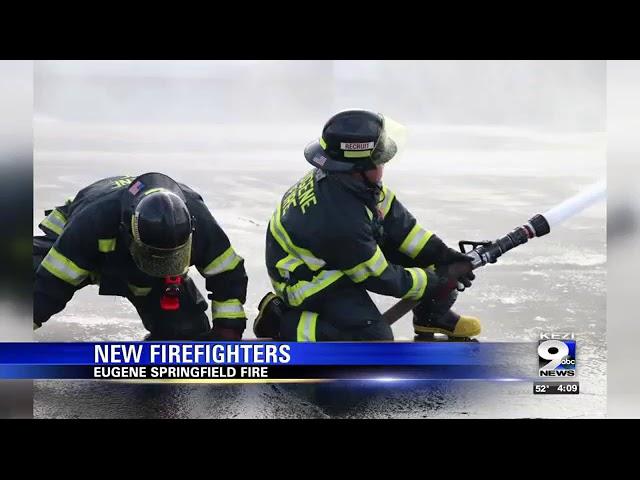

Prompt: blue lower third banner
xmin=0 ymin=342 xmax=537 ymax=381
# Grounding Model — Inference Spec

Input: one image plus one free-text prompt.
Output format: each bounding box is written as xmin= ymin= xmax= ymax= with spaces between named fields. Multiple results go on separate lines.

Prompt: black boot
xmin=413 ymin=290 xmax=481 ymax=339
xmin=253 ymin=292 xmax=287 ymax=339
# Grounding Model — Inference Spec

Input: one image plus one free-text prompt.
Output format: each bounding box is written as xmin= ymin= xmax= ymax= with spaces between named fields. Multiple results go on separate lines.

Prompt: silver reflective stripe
xmin=48 ymin=210 xmax=66 ymax=230
xmin=270 ymin=207 xmax=326 ymax=271
xmin=344 ymin=247 xmax=388 ymax=283
xmin=403 ymin=267 xmax=428 ymax=300
xmin=212 ymin=300 xmax=245 ymax=319
xmin=41 ymin=248 xmax=89 ymax=286
xmin=297 ymin=311 xmax=318 ymax=342
xmin=399 ymin=225 xmax=433 ymax=259
xmin=40 ymin=209 xmax=67 ymax=235
xmin=276 ymin=254 xmax=304 ymax=275
xmin=201 ymin=247 xmax=243 ymax=276
xmin=286 ymin=270 xmax=344 ymax=307
xmin=378 ymin=186 xmax=395 ymax=219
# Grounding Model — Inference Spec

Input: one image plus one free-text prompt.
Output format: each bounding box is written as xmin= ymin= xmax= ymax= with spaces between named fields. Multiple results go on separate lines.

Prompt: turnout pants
xmin=278 ymin=246 xmax=458 ymax=342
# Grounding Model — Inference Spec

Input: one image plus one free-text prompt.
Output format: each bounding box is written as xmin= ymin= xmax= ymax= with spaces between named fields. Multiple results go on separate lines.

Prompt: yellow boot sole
xmin=414 ymin=315 xmax=481 ymax=338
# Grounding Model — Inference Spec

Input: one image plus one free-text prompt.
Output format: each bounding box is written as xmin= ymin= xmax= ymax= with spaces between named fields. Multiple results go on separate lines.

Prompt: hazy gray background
xmin=33 ymin=60 xmax=606 ymax=418
xmin=36 ymin=60 xmax=604 ymax=129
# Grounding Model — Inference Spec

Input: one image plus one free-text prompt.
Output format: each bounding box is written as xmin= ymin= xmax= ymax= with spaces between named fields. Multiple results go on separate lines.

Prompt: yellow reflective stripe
xmin=128 ymin=283 xmax=151 ymax=296
xmin=399 ymin=224 xmax=434 ymax=259
xmin=270 ymin=279 xmax=286 ymax=298
xmin=276 ymin=254 xmax=304 ymax=276
xmin=379 ymin=185 xmax=395 ymax=219
xmin=41 ymin=248 xmax=89 ymax=287
xmin=270 ymin=204 xmax=325 ymax=271
xmin=319 ymin=137 xmax=327 ymax=149
xmin=98 ymin=238 xmax=117 ymax=253
xmin=297 ymin=311 xmax=318 ymax=342
xmin=40 ymin=209 xmax=67 ymax=236
xmin=343 ymin=246 xmax=388 ymax=283
xmin=142 ymin=187 xmax=167 ymax=196
xmin=403 ymin=267 xmax=428 ymax=300
xmin=365 ymin=206 xmax=373 ymax=220
xmin=212 ymin=299 xmax=246 ymax=319
xmin=274 ymin=204 xmax=326 ymax=269
xmin=200 ymin=246 xmax=242 ymax=276
xmin=344 ymin=150 xmax=372 ymax=158
xmin=285 ymin=270 xmax=344 ymax=307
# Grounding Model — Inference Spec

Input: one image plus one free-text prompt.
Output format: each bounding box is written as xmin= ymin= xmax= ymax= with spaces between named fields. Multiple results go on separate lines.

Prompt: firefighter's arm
xmin=34 ymin=214 xmax=98 ymax=327
xmin=193 ymin=204 xmax=248 ymax=339
xmin=323 ymin=218 xmax=440 ymax=301
xmin=378 ymin=185 xmax=457 ymax=267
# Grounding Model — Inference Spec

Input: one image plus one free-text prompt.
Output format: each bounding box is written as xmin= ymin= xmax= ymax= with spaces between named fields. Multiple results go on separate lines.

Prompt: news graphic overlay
xmin=534 ymin=332 xmax=578 ymax=395
xmin=0 ymin=342 xmax=539 ymax=383
xmin=533 ymin=382 xmax=580 ymax=395
xmin=538 ymin=332 xmax=576 ymax=377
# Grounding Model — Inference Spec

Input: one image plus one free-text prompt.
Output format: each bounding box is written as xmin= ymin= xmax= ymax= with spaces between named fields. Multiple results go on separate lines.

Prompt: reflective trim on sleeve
xmin=212 ymin=299 xmax=246 ymax=320
xmin=40 ymin=209 xmax=67 ymax=236
xmin=378 ymin=185 xmax=395 ymax=219
xmin=128 ymin=283 xmax=151 ymax=296
xmin=98 ymin=238 xmax=117 ymax=253
xmin=402 ymin=267 xmax=428 ymax=300
xmin=343 ymin=246 xmax=388 ymax=283
xmin=296 ymin=311 xmax=318 ymax=342
xmin=200 ymin=246 xmax=243 ymax=276
xmin=41 ymin=248 xmax=90 ymax=287
xmin=399 ymin=224 xmax=434 ymax=259
xmin=275 ymin=254 xmax=304 ymax=276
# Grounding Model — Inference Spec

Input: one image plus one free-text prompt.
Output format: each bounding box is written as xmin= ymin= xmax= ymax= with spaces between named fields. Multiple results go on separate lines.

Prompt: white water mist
xmin=542 ymin=180 xmax=606 ymax=229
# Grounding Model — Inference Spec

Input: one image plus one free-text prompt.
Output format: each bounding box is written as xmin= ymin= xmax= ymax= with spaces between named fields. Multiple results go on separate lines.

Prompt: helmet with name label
xmin=304 ymin=109 xmax=405 ymax=172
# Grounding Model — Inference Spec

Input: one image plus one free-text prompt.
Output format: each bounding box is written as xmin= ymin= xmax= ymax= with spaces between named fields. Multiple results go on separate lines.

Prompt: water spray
xmin=383 ymin=180 xmax=607 ymax=325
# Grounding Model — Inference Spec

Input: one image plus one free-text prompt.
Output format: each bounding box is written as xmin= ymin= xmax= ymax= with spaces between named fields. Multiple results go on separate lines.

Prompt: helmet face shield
xmin=129 ymin=234 xmax=192 ymax=278
xmin=125 ymin=186 xmax=194 ymax=277
xmin=370 ymin=115 xmax=407 ymax=166
xmin=303 ymin=110 xmax=408 ymax=172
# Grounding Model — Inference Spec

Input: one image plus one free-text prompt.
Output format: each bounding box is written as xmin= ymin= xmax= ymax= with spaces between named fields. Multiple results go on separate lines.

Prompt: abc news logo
xmin=538 ymin=332 xmax=576 ymax=377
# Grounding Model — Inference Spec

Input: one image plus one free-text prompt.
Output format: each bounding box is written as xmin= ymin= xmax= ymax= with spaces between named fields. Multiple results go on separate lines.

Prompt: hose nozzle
xmin=528 ymin=214 xmax=551 ymax=238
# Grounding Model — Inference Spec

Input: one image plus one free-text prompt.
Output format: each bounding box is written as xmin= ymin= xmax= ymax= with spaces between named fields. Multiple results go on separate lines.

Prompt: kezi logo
xmin=538 ymin=333 xmax=576 ymax=377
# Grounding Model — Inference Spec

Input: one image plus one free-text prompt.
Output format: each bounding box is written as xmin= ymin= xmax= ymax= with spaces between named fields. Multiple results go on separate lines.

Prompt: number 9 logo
xmin=538 ymin=340 xmax=569 ymax=370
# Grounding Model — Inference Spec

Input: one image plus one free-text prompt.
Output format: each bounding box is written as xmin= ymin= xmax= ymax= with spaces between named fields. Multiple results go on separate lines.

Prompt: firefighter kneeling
xmin=33 ymin=172 xmax=248 ymax=340
xmin=254 ymin=110 xmax=481 ymax=342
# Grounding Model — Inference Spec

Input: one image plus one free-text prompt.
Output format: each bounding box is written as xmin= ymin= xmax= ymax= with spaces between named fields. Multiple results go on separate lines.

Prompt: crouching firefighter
xmin=33 ymin=172 xmax=248 ymax=340
xmin=254 ymin=110 xmax=481 ymax=342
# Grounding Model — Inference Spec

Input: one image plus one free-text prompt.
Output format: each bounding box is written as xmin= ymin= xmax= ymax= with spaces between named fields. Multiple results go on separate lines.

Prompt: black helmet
xmin=123 ymin=173 xmax=194 ymax=277
xmin=304 ymin=110 xmax=400 ymax=172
